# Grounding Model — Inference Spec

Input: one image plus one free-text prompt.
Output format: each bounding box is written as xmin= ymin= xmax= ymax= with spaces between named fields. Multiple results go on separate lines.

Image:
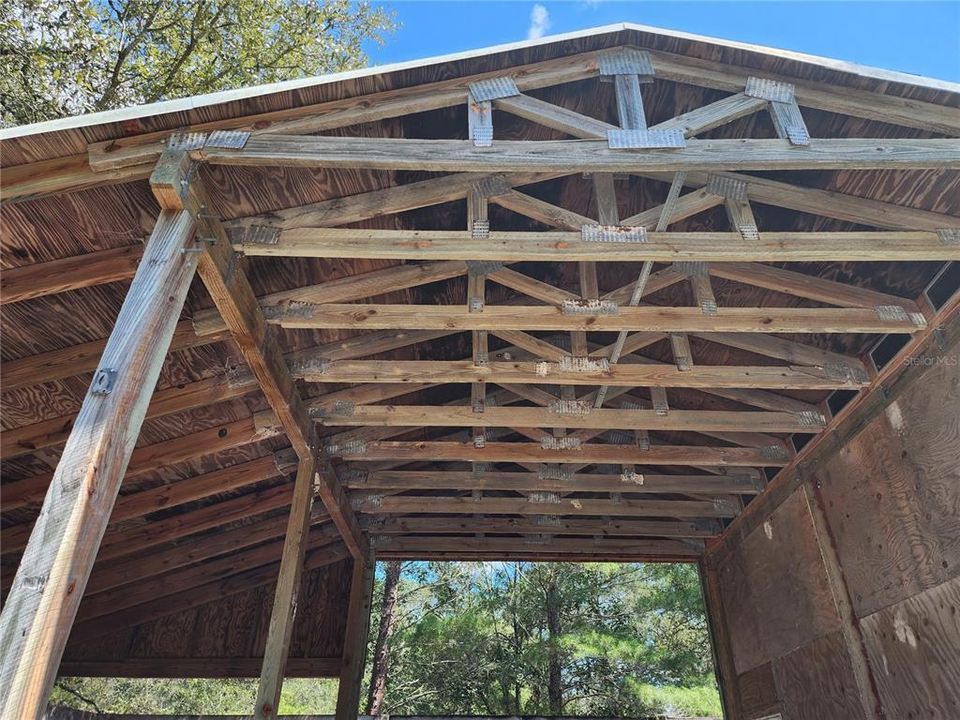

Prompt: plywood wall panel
xmin=773 ymin=631 xmax=866 ymax=720
xmin=816 ymin=357 xmax=960 ymax=618
xmin=859 ymin=576 xmax=960 ymax=720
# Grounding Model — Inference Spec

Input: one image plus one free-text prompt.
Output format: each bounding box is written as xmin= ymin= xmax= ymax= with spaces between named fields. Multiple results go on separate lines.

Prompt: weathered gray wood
xmin=335 ymin=557 xmax=375 ymax=720
xmin=198 ymin=136 xmax=960 ymax=172
xmin=255 ymin=457 xmax=318 ymax=720
xmin=245 ymin=228 xmax=959 ymax=262
xmin=0 ymin=210 xmax=199 ymax=718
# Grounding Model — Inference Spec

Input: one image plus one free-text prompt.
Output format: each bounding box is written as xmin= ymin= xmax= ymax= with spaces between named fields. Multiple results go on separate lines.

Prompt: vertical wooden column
xmin=699 ymin=559 xmax=743 ymax=720
xmin=254 ymin=455 xmax=318 ymax=719
xmin=335 ymin=556 xmax=375 ymax=720
xmin=0 ymin=209 xmax=199 ymax=718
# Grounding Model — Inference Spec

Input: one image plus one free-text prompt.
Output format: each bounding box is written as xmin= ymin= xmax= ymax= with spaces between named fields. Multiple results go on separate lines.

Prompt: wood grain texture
xmin=815 ymin=355 xmax=960 ymax=617
xmin=0 ymin=210 xmax=199 ymax=718
xmin=859 ymin=577 xmax=960 ymax=720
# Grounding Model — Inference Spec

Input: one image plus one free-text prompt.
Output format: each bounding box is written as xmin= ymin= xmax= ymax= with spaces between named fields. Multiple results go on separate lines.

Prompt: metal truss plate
xmin=470 ymin=220 xmax=490 ymax=239
xmin=474 ymin=434 xmax=486 ymax=448
xmin=325 ymin=439 xmax=367 ymax=456
xmin=528 ymin=491 xmax=561 ymax=504
xmin=582 ymin=224 xmax=648 ymax=243
xmin=541 ymin=436 xmax=581 ymax=450
xmin=168 ymin=132 xmax=207 ymax=150
xmin=700 ymin=299 xmax=718 ymax=316
xmin=598 ymin=48 xmax=655 ymax=78
xmin=705 ymin=174 xmax=748 ymax=200
xmin=471 ymin=125 xmax=493 ymax=147
xmin=620 ymin=470 xmax=645 ymax=485
xmin=205 ymin=130 xmax=251 ymax=149
xmin=937 ymin=228 xmax=960 ymax=245
xmin=745 ymin=77 xmax=795 ymax=103
xmin=797 ymin=410 xmax=826 ymax=428
xmin=241 ymin=224 xmax=280 ymax=246
xmin=784 ymin=124 xmax=811 ymax=147
xmin=548 ymin=399 xmax=592 ymax=415
xmin=607 ymin=128 xmax=686 ymax=149
xmin=875 ymin=304 xmax=910 ymax=322
xmin=555 ymin=356 xmax=611 ymax=373
xmin=539 ymin=464 xmax=572 ymax=481
xmin=737 ymin=223 xmax=760 ymax=241
xmin=560 ymin=299 xmax=619 ymax=316
xmin=760 ymin=444 xmax=790 ymax=461
xmin=823 ymin=362 xmax=869 ymax=384
xmin=469 ymin=77 xmax=520 ymax=102
xmin=468 ymin=295 xmax=484 ymax=312
xmin=535 ymin=514 xmax=562 ymax=527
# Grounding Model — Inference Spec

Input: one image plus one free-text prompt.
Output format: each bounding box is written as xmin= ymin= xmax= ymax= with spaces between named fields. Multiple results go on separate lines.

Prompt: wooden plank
xmin=0 ymin=245 xmax=145 ymax=305
xmin=335 ymin=557 xmax=375 ymax=720
xmin=336 ymin=441 xmax=788 ymax=467
xmin=317 ymin=405 xmax=824 ymax=433
xmin=0 ymin=319 xmax=231 ymax=392
xmin=643 ymin=169 xmax=960 ymax=232
xmin=86 ymin=51 xmax=603 ymax=173
xmin=1 ymin=415 xmax=279 ymax=514
xmin=197 ymin=136 xmax=960 ymax=172
xmin=350 ymin=470 xmax=762 ymax=494
xmin=700 ymin=562 xmax=744 ymax=720
xmin=859 ymin=578 xmax=960 ymax=718
xmin=255 ymin=458 xmax=319 ymax=720
xmin=248 ymin=228 xmax=959 ymax=262
xmin=170 ymin=166 xmax=367 ymax=561
xmin=294 ymin=359 xmax=868 ymax=389
xmin=193 ymin=261 xmax=472 ymax=337
xmin=646 ymin=48 xmax=960 ymax=135
xmin=56 ymin=657 xmax=343 ymax=679
xmin=374 ymin=536 xmax=703 ymax=561
xmin=708 ymin=262 xmax=923 ymax=312
xmin=68 ymin=541 xmax=352 ymax=642
xmin=2 ymin=370 xmax=259 ymax=460
xmin=366 ymin=515 xmax=720 ymax=538
xmin=0 ymin=209 xmax=199 ymax=719
xmin=276 ymin=303 xmax=925 ymax=334
xmin=353 ymin=494 xmax=739 ymax=518
xmin=1 ymin=454 xmax=285 ymax=556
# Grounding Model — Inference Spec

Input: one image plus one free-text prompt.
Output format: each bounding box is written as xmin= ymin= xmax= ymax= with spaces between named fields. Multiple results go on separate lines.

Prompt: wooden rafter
xmin=243 ymin=228 xmax=958 ymax=262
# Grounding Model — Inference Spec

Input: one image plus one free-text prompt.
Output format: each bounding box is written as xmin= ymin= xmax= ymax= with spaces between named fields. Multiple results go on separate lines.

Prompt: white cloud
xmin=527 ymin=4 xmax=551 ymax=40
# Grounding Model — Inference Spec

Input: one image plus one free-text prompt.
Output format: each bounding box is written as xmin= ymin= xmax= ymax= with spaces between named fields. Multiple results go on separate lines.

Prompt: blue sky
xmin=366 ymin=1 xmax=960 ymax=82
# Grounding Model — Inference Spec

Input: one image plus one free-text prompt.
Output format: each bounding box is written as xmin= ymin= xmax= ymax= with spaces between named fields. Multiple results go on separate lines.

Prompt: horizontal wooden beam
xmin=293 ymin=359 xmax=868 ymax=390
xmin=334 ymin=441 xmax=789 ymax=466
xmin=373 ymin=535 xmax=704 ymax=561
xmin=68 ymin=542 xmax=351 ymax=643
xmin=350 ymin=469 xmax=763 ymax=494
xmin=197 ymin=136 xmax=960 ymax=172
xmin=244 ymin=228 xmax=958 ymax=262
xmin=364 ymin=515 xmax=721 ymax=538
xmin=277 ymin=303 xmax=924 ymax=334
xmin=707 ymin=262 xmax=923 ymax=312
xmin=354 ymin=494 xmax=738 ymax=519
xmin=0 ymin=245 xmax=145 ymax=305
xmin=1 ymin=415 xmax=279 ymax=513
xmin=2 ymin=371 xmax=259 ymax=460
xmin=317 ymin=405 xmax=824 ymax=433
xmin=57 ymin=657 xmax=342 ymax=679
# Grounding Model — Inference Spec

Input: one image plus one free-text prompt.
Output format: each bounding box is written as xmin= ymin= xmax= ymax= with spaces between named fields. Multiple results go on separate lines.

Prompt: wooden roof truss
xmin=2 ymin=41 xmax=959 ymax=718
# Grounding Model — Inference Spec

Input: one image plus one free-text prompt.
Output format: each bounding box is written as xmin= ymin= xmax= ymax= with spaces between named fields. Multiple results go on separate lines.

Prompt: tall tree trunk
xmin=366 ymin=561 xmax=402 ymax=715
xmin=545 ymin=577 xmax=563 ymax=714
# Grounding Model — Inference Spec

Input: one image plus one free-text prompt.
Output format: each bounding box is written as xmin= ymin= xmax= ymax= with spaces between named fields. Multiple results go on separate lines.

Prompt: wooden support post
xmin=335 ymin=555 xmax=375 ymax=720
xmin=254 ymin=456 xmax=318 ymax=720
xmin=699 ymin=560 xmax=743 ymax=720
xmin=0 ymin=209 xmax=199 ymax=717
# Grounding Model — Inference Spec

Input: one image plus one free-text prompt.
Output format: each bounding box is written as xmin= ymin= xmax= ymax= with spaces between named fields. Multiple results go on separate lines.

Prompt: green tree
xmin=0 ymin=0 xmax=395 ymax=127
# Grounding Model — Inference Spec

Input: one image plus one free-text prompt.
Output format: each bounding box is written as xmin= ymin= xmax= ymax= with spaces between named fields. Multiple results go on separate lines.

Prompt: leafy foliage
xmin=51 ymin=564 xmax=719 ymax=717
xmin=0 ymin=0 xmax=395 ymax=126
